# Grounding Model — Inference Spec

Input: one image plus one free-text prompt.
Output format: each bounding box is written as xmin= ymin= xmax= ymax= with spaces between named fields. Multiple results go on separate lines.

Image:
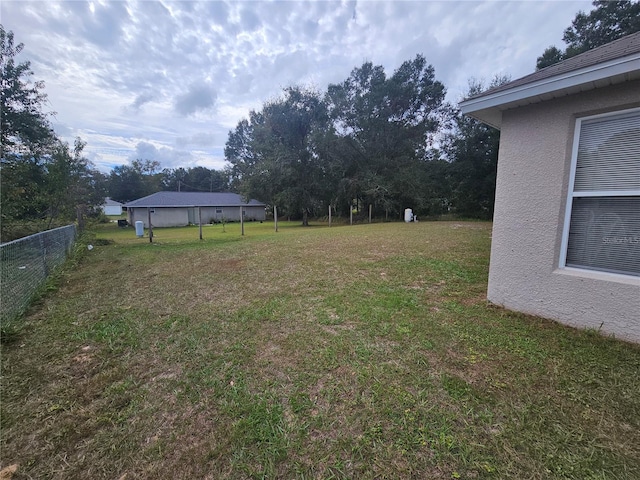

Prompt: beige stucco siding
xmin=128 ymin=208 xmax=189 ymax=228
xmin=489 ymin=80 xmax=640 ymax=343
xmin=199 ymin=206 xmax=265 ymax=222
xmin=127 ymin=205 xmax=265 ymax=226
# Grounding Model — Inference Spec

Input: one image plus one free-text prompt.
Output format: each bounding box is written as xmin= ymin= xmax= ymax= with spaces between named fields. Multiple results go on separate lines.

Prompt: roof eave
xmin=125 ymin=203 xmax=265 ymax=208
xmin=459 ymin=52 xmax=640 ymax=129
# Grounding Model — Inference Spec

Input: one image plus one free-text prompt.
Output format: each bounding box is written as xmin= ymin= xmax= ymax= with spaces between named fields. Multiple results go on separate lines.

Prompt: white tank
xmin=135 ymin=221 xmax=144 ymax=237
xmin=404 ymin=208 xmax=413 ymax=223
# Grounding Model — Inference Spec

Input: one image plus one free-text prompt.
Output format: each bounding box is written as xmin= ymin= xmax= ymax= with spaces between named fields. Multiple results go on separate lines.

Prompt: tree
xmin=1 ymin=26 xmax=109 ymax=241
xmin=1 ymin=26 xmax=60 ymax=240
xmin=161 ymin=166 xmax=231 ymax=192
xmin=1 ymin=25 xmax=53 ymax=234
xmin=536 ymin=46 xmax=565 ymax=70
xmin=0 ymin=25 xmax=56 ymax=159
xmin=108 ymin=159 xmax=161 ymax=203
xmin=325 ymin=55 xmax=447 ymax=218
xmin=536 ymin=1 xmax=640 ymax=69
xmin=226 ymin=87 xmax=330 ymax=225
xmin=43 ymin=138 xmax=107 ymax=227
xmin=444 ymin=77 xmax=509 ymax=219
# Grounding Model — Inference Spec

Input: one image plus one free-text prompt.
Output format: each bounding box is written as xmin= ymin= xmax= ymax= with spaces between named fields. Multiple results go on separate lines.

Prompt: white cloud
xmin=1 ymin=0 xmax=593 ymax=172
xmin=174 ymin=82 xmax=218 ymax=117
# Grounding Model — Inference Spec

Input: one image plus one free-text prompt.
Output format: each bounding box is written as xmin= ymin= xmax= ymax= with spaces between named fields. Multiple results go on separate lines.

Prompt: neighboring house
xmin=102 ymin=197 xmax=124 ymax=216
xmin=124 ymin=192 xmax=266 ymax=227
xmin=459 ymin=32 xmax=640 ymax=343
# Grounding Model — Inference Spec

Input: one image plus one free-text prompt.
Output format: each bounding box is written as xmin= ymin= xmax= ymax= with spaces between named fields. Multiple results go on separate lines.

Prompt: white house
xmin=102 ymin=197 xmax=124 ymax=216
xmin=124 ymin=192 xmax=266 ymax=227
xmin=459 ymin=32 xmax=640 ymax=343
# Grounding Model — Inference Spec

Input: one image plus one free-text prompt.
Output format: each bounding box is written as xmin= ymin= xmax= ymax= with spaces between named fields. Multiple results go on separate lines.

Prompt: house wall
xmin=243 ymin=206 xmax=266 ymax=221
xmin=193 ymin=206 xmax=266 ymax=223
xmin=103 ymin=205 xmax=122 ymax=215
xmin=127 ymin=205 xmax=266 ymax=227
xmin=489 ymin=79 xmax=640 ymax=343
xmin=128 ymin=208 xmax=189 ymax=227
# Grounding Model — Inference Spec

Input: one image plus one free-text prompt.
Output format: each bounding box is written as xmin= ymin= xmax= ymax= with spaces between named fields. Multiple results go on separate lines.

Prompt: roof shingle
xmin=124 ymin=192 xmax=265 ymax=208
xmin=469 ymin=31 xmax=640 ymax=100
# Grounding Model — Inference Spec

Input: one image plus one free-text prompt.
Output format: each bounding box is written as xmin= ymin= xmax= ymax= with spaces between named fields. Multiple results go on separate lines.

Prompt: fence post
xmin=274 ymin=205 xmax=278 ymax=232
xmin=40 ymin=235 xmax=49 ymax=277
xmin=148 ymin=208 xmax=153 ymax=243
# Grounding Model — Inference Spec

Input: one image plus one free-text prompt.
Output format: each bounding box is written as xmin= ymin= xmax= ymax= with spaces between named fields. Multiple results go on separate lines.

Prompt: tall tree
xmin=444 ymin=77 xmax=509 ymax=219
xmin=1 ymin=25 xmax=51 ymax=235
xmin=226 ymin=87 xmax=330 ymax=225
xmin=0 ymin=25 xmax=55 ymax=159
xmin=1 ymin=26 xmax=111 ymax=241
xmin=43 ymin=138 xmax=106 ymax=227
xmin=161 ymin=166 xmax=231 ymax=192
xmin=536 ymin=1 xmax=640 ymax=69
xmin=326 ymin=55 xmax=447 ymax=217
xmin=108 ymin=159 xmax=161 ymax=203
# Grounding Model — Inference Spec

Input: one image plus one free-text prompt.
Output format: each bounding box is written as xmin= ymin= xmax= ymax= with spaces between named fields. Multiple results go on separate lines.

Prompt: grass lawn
xmin=1 ymin=220 xmax=639 ymax=479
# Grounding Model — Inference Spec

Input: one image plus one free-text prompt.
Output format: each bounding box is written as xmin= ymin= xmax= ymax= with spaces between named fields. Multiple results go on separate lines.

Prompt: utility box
xmin=404 ymin=208 xmax=413 ymax=223
xmin=135 ymin=221 xmax=144 ymax=238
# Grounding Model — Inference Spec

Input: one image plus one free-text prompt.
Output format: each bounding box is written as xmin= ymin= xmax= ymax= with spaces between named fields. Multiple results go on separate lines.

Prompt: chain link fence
xmin=1 ymin=225 xmax=77 ymax=324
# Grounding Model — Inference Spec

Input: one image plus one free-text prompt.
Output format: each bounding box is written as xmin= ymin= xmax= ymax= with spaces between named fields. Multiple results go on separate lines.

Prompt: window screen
xmin=563 ymin=109 xmax=640 ymax=277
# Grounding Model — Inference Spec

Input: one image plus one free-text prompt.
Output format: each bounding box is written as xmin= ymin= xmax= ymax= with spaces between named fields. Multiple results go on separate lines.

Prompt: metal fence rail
xmin=1 ymin=225 xmax=77 ymax=323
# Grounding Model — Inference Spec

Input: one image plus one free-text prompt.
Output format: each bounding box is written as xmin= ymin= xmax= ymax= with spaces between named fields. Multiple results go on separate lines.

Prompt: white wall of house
xmin=103 ymin=205 xmax=122 ymax=215
xmin=127 ymin=205 xmax=266 ymax=227
xmin=489 ymin=80 xmax=640 ymax=343
xmin=128 ymin=207 xmax=189 ymax=228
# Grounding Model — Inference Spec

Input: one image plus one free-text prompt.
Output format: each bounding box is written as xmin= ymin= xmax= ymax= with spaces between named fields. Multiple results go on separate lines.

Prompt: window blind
xmin=574 ymin=111 xmax=640 ymax=192
xmin=566 ymin=197 xmax=640 ymax=276
xmin=563 ymin=109 xmax=640 ymax=277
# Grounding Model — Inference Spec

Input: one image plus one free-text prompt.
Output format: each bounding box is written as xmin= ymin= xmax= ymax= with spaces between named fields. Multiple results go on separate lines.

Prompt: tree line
xmin=224 ymin=57 xmax=505 ymax=225
xmin=1 ymin=26 xmax=106 ymax=241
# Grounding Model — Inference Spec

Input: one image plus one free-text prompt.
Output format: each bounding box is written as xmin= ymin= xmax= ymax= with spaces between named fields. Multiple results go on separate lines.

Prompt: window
xmin=216 ymin=209 xmax=223 ymax=214
xmin=560 ymin=108 xmax=640 ymax=277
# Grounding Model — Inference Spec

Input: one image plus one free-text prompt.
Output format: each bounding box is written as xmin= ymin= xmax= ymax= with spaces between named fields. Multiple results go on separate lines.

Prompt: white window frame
xmin=559 ymin=106 xmax=640 ymax=277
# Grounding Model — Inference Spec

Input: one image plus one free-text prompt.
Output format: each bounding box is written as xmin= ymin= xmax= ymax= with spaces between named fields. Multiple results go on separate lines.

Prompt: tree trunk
xmin=302 ymin=209 xmax=309 ymax=226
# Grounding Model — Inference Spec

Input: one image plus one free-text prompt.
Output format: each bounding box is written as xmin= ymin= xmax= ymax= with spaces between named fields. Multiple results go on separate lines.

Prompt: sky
xmin=1 ymin=0 xmax=593 ymax=173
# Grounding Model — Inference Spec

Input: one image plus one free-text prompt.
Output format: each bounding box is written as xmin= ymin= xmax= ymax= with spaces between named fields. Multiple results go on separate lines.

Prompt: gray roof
xmin=460 ymin=32 xmax=640 ymax=128
xmin=124 ymin=192 xmax=265 ymax=208
xmin=471 ymin=31 xmax=640 ymax=99
xmin=103 ymin=197 xmax=123 ymax=206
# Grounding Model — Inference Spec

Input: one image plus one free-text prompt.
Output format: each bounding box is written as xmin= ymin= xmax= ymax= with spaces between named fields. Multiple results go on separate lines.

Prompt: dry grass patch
xmin=2 ymin=221 xmax=639 ymax=479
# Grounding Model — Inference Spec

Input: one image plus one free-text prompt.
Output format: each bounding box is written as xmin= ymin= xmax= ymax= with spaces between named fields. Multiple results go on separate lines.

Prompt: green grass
xmin=2 ymin=220 xmax=639 ymax=479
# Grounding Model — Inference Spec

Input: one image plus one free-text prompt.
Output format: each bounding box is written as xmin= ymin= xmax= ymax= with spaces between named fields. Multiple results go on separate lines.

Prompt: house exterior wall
xmin=103 ymin=205 xmax=122 ymax=215
xmin=243 ymin=206 xmax=266 ymax=221
xmin=489 ymin=79 xmax=640 ymax=343
xmin=196 ymin=206 xmax=265 ymax=223
xmin=128 ymin=208 xmax=189 ymax=227
xmin=127 ymin=205 xmax=265 ymax=227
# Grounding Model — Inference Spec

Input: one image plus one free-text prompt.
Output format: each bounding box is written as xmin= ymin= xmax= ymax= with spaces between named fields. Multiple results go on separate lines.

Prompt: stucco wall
xmin=103 ymin=205 xmax=122 ymax=216
xmin=128 ymin=206 xmax=265 ymax=226
xmin=196 ymin=206 xmax=265 ymax=222
xmin=489 ymin=80 xmax=640 ymax=343
xmin=128 ymin=208 xmax=189 ymax=228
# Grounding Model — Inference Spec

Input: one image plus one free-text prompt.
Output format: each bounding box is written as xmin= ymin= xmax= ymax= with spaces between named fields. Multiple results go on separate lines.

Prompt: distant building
xmin=102 ymin=197 xmax=124 ymax=216
xmin=124 ymin=192 xmax=266 ymax=227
